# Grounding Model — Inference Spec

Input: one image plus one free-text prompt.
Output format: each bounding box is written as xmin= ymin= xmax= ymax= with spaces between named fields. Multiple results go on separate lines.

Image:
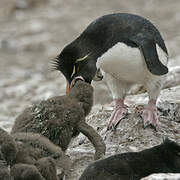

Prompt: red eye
xmin=77 ymin=66 xmax=79 ymax=72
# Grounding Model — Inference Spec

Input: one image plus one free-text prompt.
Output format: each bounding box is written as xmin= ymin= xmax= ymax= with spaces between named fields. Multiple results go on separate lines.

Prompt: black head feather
xmin=51 ymin=45 xmax=80 ymax=83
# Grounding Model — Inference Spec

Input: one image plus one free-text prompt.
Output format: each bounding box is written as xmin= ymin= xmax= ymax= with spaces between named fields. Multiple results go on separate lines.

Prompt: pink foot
xmin=107 ymin=99 xmax=128 ymax=130
xmin=141 ymin=99 xmax=158 ymax=129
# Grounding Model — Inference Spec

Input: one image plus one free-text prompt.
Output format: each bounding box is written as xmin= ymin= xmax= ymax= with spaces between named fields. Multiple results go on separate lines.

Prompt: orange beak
xmin=66 ymin=76 xmax=84 ymax=94
xmin=66 ymin=81 xmax=70 ymax=94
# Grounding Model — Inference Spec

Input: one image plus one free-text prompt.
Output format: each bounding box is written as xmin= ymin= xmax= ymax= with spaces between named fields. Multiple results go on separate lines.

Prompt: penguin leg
xmin=107 ymin=98 xmax=128 ymax=130
xmin=141 ymin=79 xmax=163 ymax=128
xmin=104 ymin=73 xmax=130 ymax=130
xmin=141 ymin=99 xmax=158 ymax=128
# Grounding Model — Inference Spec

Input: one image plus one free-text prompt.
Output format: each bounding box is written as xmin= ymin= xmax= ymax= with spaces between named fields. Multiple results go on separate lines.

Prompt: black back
xmin=79 ymin=13 xmax=168 ymax=57
xmin=54 ymin=13 xmax=168 ymax=83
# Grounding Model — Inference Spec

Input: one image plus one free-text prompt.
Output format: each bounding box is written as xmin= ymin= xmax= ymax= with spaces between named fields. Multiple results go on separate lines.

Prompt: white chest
xmin=96 ymin=42 xmax=167 ymax=83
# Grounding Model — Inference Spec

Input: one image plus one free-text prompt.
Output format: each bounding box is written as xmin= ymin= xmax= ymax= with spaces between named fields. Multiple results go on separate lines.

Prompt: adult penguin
xmin=53 ymin=13 xmax=168 ymax=130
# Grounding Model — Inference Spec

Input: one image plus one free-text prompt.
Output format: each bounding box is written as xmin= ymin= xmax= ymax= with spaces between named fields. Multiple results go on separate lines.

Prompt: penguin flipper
xmin=131 ymin=36 xmax=168 ymax=75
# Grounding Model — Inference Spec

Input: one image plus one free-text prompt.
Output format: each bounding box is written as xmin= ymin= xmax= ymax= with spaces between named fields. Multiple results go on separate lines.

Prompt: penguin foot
xmin=140 ymin=100 xmax=158 ymax=129
xmin=107 ymin=99 xmax=128 ymax=130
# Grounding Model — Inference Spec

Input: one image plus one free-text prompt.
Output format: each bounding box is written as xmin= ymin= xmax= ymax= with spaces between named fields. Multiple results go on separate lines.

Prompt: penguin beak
xmin=66 ymin=76 xmax=84 ymax=94
xmin=66 ymin=81 xmax=70 ymax=94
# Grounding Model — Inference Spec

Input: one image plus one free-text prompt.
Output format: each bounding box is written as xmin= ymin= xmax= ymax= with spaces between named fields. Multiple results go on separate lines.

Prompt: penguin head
xmin=53 ymin=45 xmax=79 ymax=83
xmin=53 ymin=45 xmax=93 ymax=93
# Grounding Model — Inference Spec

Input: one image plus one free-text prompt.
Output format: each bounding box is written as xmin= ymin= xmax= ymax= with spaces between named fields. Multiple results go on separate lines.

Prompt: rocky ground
xmin=0 ymin=0 xmax=180 ymax=179
xmin=68 ymin=86 xmax=180 ymax=179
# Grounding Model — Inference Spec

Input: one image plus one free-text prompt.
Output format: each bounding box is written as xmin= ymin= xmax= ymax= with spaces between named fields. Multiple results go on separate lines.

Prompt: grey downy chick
xmin=13 ymin=132 xmax=72 ymax=177
xmin=10 ymin=163 xmax=45 ymax=180
xmin=11 ymin=80 xmax=105 ymax=160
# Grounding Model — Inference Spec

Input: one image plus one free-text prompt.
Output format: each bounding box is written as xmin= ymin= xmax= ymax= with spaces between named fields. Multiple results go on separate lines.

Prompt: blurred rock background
xmin=0 ymin=0 xmax=180 ymax=179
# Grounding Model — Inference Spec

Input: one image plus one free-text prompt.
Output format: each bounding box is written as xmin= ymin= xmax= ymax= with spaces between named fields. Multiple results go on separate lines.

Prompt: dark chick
xmin=0 ymin=128 xmax=16 ymax=180
xmin=0 ymin=128 xmax=66 ymax=180
xmin=13 ymin=132 xmax=71 ymax=176
xmin=79 ymin=138 xmax=180 ymax=180
xmin=0 ymin=168 xmax=13 ymax=180
xmin=0 ymin=151 xmax=13 ymax=180
xmin=0 ymin=127 xmax=17 ymax=166
xmin=10 ymin=163 xmax=45 ymax=180
xmin=35 ymin=157 xmax=58 ymax=180
xmin=11 ymin=80 xmax=105 ymax=160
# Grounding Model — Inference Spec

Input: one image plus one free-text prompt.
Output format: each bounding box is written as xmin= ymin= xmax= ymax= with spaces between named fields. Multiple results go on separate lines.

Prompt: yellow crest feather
xmin=75 ymin=54 xmax=89 ymax=63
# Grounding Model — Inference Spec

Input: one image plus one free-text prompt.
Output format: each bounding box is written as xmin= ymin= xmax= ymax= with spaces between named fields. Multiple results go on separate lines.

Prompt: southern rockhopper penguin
xmin=53 ymin=13 xmax=168 ymax=130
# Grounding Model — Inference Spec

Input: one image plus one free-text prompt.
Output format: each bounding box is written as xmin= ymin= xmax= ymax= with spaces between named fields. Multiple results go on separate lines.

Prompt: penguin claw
xmin=141 ymin=104 xmax=158 ymax=129
xmin=111 ymin=124 xmax=116 ymax=131
xmin=143 ymin=121 xmax=157 ymax=130
xmin=143 ymin=122 xmax=149 ymax=129
xmin=107 ymin=106 xmax=128 ymax=131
